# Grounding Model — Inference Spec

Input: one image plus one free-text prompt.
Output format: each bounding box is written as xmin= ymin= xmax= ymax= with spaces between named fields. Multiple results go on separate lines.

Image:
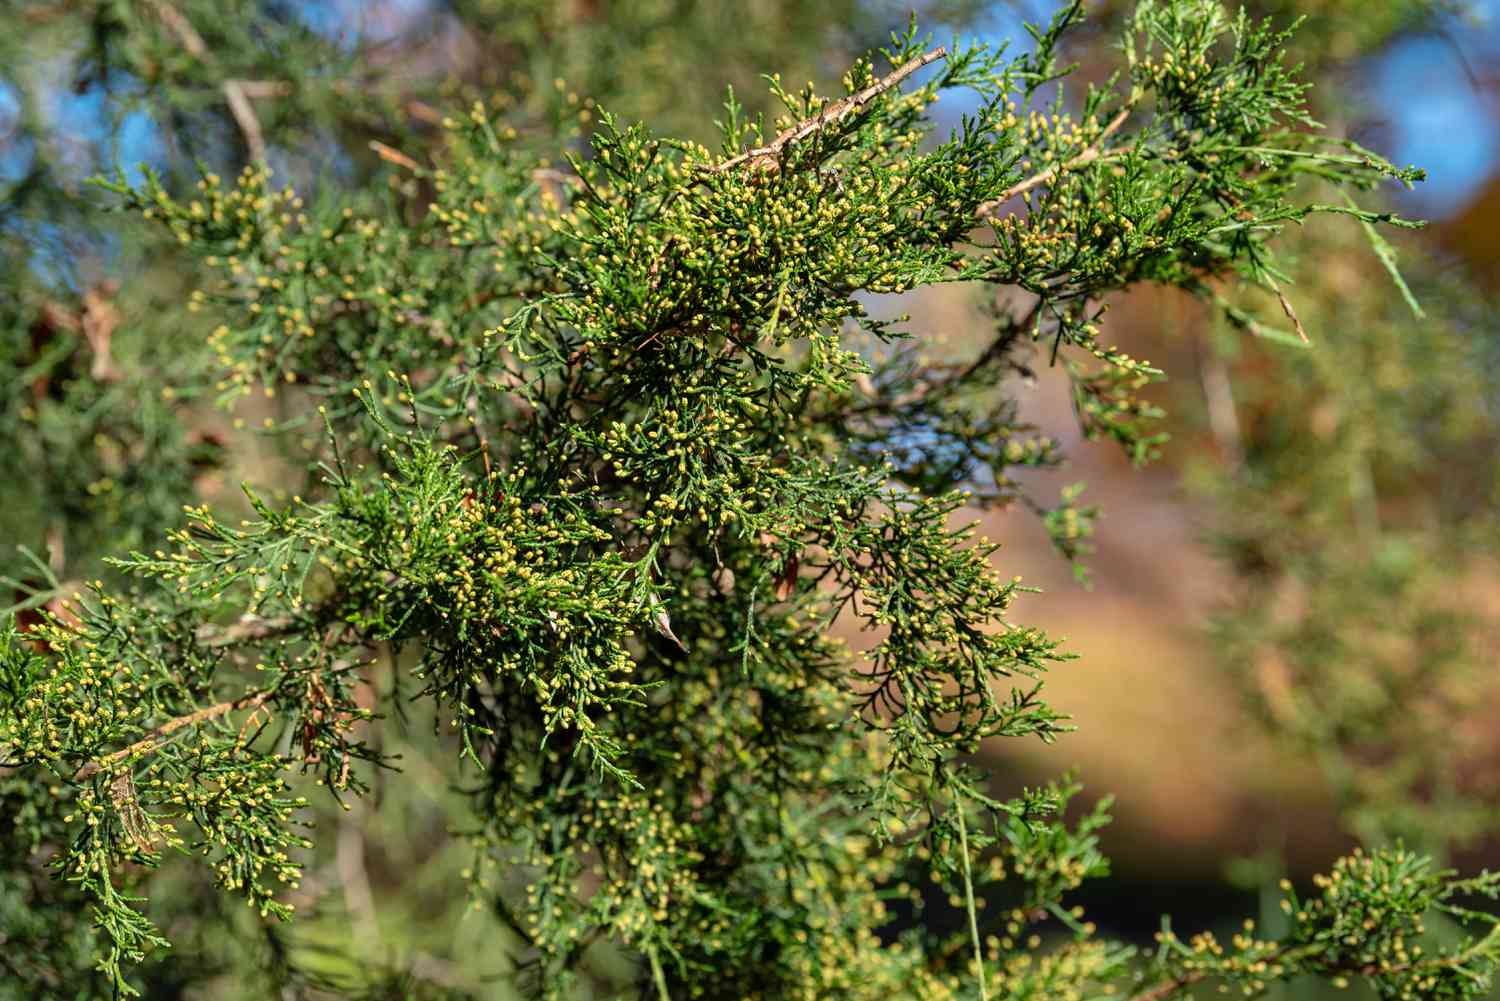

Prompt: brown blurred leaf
xmin=81 ymin=283 xmax=121 ymax=382
xmin=774 ymin=554 xmax=799 ymax=602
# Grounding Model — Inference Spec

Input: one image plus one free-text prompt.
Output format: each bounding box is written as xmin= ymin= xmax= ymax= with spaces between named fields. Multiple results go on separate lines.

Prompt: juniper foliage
xmin=1123 ymin=0 xmax=1500 ymax=858
xmin=3 ymin=2 xmax=1499 ymax=1000
xmin=1199 ymin=228 xmax=1500 ymax=853
xmin=0 ymin=0 xmax=869 ymax=594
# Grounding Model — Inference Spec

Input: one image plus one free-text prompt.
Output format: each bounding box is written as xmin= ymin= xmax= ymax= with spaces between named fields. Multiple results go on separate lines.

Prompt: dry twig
xmin=194 ymin=614 xmax=297 ymax=648
xmin=146 ymin=0 xmax=285 ymax=162
xmin=73 ymin=689 xmax=273 ymax=781
xmin=369 ymin=139 xmax=421 ymax=171
xmin=1275 ymin=288 xmax=1310 ymax=343
xmin=703 ymin=46 xmax=947 ymax=175
xmin=1127 ymin=973 xmax=1206 ymax=1001
xmin=976 ymin=104 xmax=1133 ymax=216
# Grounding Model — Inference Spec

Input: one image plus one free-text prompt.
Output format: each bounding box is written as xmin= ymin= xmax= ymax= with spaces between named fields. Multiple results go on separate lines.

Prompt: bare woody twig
xmin=1127 ymin=974 xmax=1206 ymax=1001
xmin=976 ymin=104 xmax=1133 ymax=216
xmin=1275 ymin=288 xmax=1310 ymax=343
xmin=68 ymin=617 xmax=357 ymax=783
xmin=145 ymin=0 xmax=206 ymax=56
xmin=234 ymin=80 xmax=293 ymax=99
xmin=194 ymin=614 xmax=298 ymax=648
xmin=146 ymin=0 xmax=284 ymax=163
xmin=67 ymin=617 xmax=297 ymax=779
xmin=221 ymin=82 xmax=269 ymax=160
xmin=703 ymin=46 xmax=948 ymax=175
xmin=73 ymin=689 xmax=273 ymax=781
xmin=370 ymin=140 xmax=421 ymax=171
xmin=371 ymin=141 xmax=579 ymax=200
xmin=699 ymin=46 xmax=1131 ymax=219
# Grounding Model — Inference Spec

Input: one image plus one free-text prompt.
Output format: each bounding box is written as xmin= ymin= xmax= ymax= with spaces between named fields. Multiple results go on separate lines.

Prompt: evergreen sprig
xmin=2 ymin=3 xmax=1492 ymax=999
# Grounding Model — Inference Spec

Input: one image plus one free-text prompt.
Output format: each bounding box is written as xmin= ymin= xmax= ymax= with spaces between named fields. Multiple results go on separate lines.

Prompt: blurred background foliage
xmin=1 ymin=0 xmax=1498 ymax=998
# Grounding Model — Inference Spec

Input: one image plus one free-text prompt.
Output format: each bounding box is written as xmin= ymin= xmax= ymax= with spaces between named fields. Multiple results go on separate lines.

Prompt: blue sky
xmin=1366 ymin=2 xmax=1500 ymax=216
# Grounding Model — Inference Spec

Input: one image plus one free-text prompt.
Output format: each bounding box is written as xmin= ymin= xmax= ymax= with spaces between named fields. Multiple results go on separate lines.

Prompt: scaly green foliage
xmin=3 ymin=2 xmax=1498 ymax=1000
xmin=1199 ymin=239 xmax=1500 ymax=853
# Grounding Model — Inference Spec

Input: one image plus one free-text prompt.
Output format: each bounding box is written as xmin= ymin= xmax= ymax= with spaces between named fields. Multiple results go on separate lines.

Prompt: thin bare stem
xmin=195 ymin=614 xmax=297 ymax=648
xmin=1127 ymin=972 xmax=1206 ymax=1001
xmin=146 ymin=0 xmax=276 ymax=162
xmin=73 ymin=689 xmax=272 ymax=781
xmin=1274 ymin=287 xmax=1310 ymax=343
xmin=976 ymin=104 xmax=1134 ymax=216
xmin=704 ymin=46 xmax=947 ymax=174
xmin=370 ymin=140 xmax=421 ymax=171
xmin=219 ymin=81 xmax=268 ymax=162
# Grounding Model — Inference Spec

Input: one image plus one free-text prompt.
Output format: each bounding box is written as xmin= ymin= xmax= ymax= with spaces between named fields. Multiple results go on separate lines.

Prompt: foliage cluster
xmin=2 ymin=2 xmax=1498 ymax=1000
xmin=1195 ymin=225 xmax=1500 ymax=852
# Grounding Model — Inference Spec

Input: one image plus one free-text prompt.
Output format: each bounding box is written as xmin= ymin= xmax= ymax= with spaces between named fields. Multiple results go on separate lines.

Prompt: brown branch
xmin=1275 ymin=288 xmax=1310 ymax=343
xmin=405 ymin=100 xmax=444 ymax=125
xmin=219 ymin=81 xmax=268 ymax=162
xmin=194 ymin=614 xmax=298 ymax=648
xmin=234 ymin=80 xmax=292 ymax=99
xmin=73 ymin=689 xmax=273 ymax=781
xmin=370 ymin=139 xmax=421 ymax=171
xmin=5 ymin=615 xmax=298 ymax=770
xmin=146 ymin=0 xmax=207 ymax=57
xmin=1127 ymin=973 xmax=1206 ymax=1001
xmin=976 ymin=104 xmax=1134 ymax=217
xmin=371 ymin=142 xmax=579 ymax=204
xmin=703 ymin=46 xmax=948 ymax=175
xmin=67 ymin=616 xmax=304 ymax=780
xmin=145 ymin=1 xmax=278 ymax=162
